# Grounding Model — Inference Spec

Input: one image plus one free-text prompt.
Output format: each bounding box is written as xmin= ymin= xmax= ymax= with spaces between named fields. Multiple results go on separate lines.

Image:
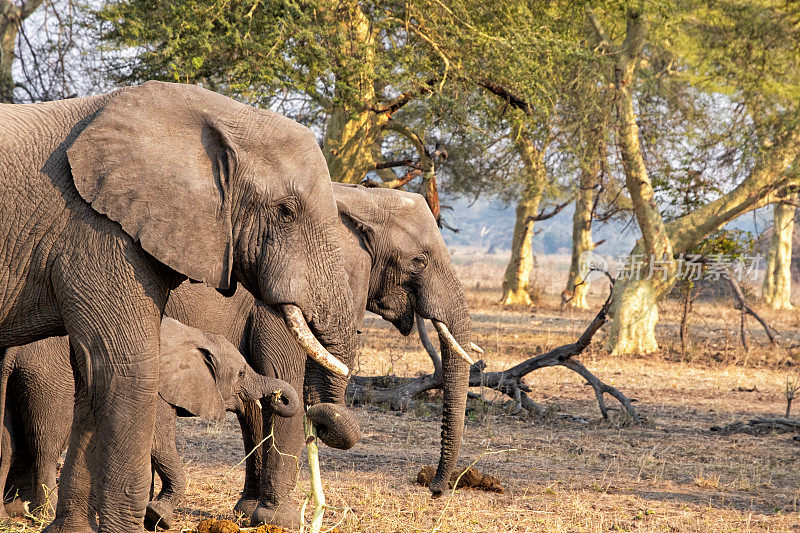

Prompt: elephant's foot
xmin=233 ymin=497 xmax=258 ymax=519
xmin=144 ymin=500 xmax=174 ymax=531
xmin=5 ymin=498 xmax=31 ymax=517
xmin=249 ymin=501 xmax=300 ymax=530
xmin=41 ymin=517 xmax=98 ymax=533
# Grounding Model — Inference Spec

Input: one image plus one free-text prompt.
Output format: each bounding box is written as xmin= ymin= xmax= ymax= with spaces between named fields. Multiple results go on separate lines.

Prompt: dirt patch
xmin=416 ymin=465 xmax=504 ymax=493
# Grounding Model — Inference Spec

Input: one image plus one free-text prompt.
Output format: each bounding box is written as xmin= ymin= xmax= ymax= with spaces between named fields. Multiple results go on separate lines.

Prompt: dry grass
xmin=3 ymin=256 xmax=800 ymax=532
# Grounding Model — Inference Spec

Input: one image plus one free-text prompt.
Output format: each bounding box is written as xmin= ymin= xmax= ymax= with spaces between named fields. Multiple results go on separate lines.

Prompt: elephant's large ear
xmin=158 ymin=319 xmax=227 ymax=421
xmin=67 ymin=81 xmax=235 ymax=289
xmin=334 ymin=184 xmax=379 ymax=252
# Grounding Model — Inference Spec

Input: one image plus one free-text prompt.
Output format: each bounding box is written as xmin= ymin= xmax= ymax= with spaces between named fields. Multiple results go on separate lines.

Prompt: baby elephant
xmin=0 ymin=317 xmax=300 ymax=530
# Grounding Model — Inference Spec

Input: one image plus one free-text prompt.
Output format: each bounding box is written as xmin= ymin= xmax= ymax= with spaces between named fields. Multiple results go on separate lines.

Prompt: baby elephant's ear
xmin=158 ymin=321 xmax=227 ymax=420
xmin=67 ymin=81 xmax=235 ymax=289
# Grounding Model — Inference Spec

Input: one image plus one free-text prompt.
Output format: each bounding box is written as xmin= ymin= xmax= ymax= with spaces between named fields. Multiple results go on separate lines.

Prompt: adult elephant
xmin=165 ymin=184 xmax=472 ymax=528
xmin=0 ymin=81 xmax=357 ymax=532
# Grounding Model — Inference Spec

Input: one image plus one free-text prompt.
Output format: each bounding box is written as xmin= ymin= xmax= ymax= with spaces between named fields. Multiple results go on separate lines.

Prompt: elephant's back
xmin=0 ymin=94 xmax=114 ymax=168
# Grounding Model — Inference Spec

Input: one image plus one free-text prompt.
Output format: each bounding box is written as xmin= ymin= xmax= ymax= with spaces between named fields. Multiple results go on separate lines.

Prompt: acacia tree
xmin=586 ymin=0 xmax=800 ymax=354
xmin=498 ymin=119 xmax=551 ymax=306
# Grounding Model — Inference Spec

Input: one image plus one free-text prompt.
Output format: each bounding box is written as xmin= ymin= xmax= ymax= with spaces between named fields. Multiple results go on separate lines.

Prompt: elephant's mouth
xmin=281 ymin=304 xmax=349 ymax=376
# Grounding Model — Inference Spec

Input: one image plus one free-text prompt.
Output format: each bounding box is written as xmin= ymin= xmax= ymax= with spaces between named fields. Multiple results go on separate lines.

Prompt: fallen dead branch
xmin=348 ymin=290 xmax=641 ymax=423
xmin=710 ymin=416 xmax=800 ymax=435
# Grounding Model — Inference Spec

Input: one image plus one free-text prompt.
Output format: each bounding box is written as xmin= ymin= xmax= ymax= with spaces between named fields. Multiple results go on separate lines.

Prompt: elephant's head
xmin=66 ymin=81 xmax=357 ymax=426
xmin=333 ymin=184 xmax=473 ymax=495
xmin=158 ymin=317 xmax=301 ymax=419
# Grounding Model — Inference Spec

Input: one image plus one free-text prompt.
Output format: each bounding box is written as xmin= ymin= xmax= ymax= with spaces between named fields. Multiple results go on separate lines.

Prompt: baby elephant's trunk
xmin=242 ymin=372 xmax=301 ymax=419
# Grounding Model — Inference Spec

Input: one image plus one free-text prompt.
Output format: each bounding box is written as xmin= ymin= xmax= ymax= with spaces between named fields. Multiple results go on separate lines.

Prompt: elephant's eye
xmin=276 ymin=199 xmax=299 ymax=224
xmin=239 ymin=369 xmax=246 ymax=379
xmin=411 ymin=255 xmax=428 ymax=269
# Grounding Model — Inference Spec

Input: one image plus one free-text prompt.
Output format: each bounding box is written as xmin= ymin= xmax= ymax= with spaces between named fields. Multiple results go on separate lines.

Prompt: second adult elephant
xmin=165 ymin=184 xmax=473 ymax=528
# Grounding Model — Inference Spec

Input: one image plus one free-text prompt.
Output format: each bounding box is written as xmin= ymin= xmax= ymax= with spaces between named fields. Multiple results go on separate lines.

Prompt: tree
xmin=586 ymin=0 xmax=800 ymax=354
xmin=1 ymin=0 xmax=44 ymax=102
xmin=762 ymin=193 xmax=797 ymax=309
xmin=498 ymin=120 xmax=550 ymax=306
xmin=564 ymin=121 xmax=607 ymax=310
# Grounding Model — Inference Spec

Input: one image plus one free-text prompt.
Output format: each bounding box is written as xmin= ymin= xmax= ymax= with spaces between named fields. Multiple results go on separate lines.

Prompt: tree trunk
xmin=565 ymin=129 xmax=605 ymax=310
xmin=500 ymin=126 xmax=547 ymax=307
xmin=762 ymin=200 xmax=796 ymax=309
xmin=606 ymin=7 xmax=675 ymax=354
xmin=0 ymin=1 xmax=20 ymax=103
xmin=323 ymin=108 xmax=386 ymax=183
xmin=320 ymin=0 xmax=385 ymax=184
xmin=0 ymin=1 xmax=45 ymax=103
xmin=607 ymin=273 xmax=667 ymax=355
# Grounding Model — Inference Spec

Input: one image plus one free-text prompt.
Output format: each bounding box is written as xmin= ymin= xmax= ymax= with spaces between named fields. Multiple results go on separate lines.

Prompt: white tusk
xmin=432 ymin=320 xmax=475 ymax=365
xmin=255 ymin=400 xmax=262 ymax=410
xmin=281 ymin=304 xmax=350 ymax=377
xmin=469 ymin=342 xmax=484 ymax=354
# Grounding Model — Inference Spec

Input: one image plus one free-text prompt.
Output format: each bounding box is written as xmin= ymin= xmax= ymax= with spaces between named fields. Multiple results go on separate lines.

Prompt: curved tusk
xmin=469 ymin=342 xmax=484 ymax=354
xmin=432 ymin=320 xmax=475 ymax=365
xmin=281 ymin=304 xmax=349 ymax=376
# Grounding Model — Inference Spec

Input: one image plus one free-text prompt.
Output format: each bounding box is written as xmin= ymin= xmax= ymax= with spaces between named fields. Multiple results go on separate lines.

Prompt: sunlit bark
xmin=763 ymin=200 xmax=796 ymax=309
xmin=565 ymin=129 xmax=605 ymax=310
xmin=500 ymin=126 xmax=547 ymax=307
xmin=321 ymin=1 xmax=386 ymax=183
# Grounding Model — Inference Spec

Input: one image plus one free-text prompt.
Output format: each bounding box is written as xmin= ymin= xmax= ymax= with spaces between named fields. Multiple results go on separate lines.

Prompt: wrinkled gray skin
xmin=166 ymin=184 xmax=472 ymax=528
xmin=0 ymin=81 xmax=357 ymax=532
xmin=0 ymin=317 xmax=301 ymax=532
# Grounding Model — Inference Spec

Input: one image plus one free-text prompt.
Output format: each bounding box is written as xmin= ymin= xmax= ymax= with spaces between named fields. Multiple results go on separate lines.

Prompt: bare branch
xmin=374 ymin=158 xmax=415 ymax=170
xmin=361 ymin=168 xmax=421 ymax=189
xmin=526 ymin=195 xmax=575 ymax=223
xmin=475 ymin=78 xmax=534 ymax=115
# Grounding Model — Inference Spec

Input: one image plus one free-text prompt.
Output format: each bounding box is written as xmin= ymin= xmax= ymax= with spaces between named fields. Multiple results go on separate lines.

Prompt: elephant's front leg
xmin=47 ymin=262 xmax=166 ymax=533
xmin=233 ymin=402 xmax=264 ymax=518
xmin=0 ymin=426 xmax=12 ymax=518
xmin=145 ymin=403 xmax=186 ymax=531
xmin=51 ymin=335 xmax=160 ymax=533
xmin=45 ymin=354 xmax=99 ymax=533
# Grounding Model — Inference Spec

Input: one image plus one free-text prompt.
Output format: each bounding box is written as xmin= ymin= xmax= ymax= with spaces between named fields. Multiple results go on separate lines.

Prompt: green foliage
xmin=93 ymin=0 xmax=338 ymax=108
xmin=694 ymin=228 xmax=755 ymax=259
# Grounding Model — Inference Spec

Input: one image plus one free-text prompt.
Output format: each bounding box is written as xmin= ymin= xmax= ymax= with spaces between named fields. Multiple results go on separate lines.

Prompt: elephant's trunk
xmin=303 ymin=357 xmax=361 ymax=449
xmin=241 ymin=372 xmax=301 ymax=419
xmin=305 ymin=402 xmax=361 ymax=450
xmin=428 ymin=291 xmax=472 ymax=497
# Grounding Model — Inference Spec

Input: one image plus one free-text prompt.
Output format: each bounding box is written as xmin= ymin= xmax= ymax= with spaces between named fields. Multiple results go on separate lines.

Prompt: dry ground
xmin=4 ymin=257 xmax=800 ymax=532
